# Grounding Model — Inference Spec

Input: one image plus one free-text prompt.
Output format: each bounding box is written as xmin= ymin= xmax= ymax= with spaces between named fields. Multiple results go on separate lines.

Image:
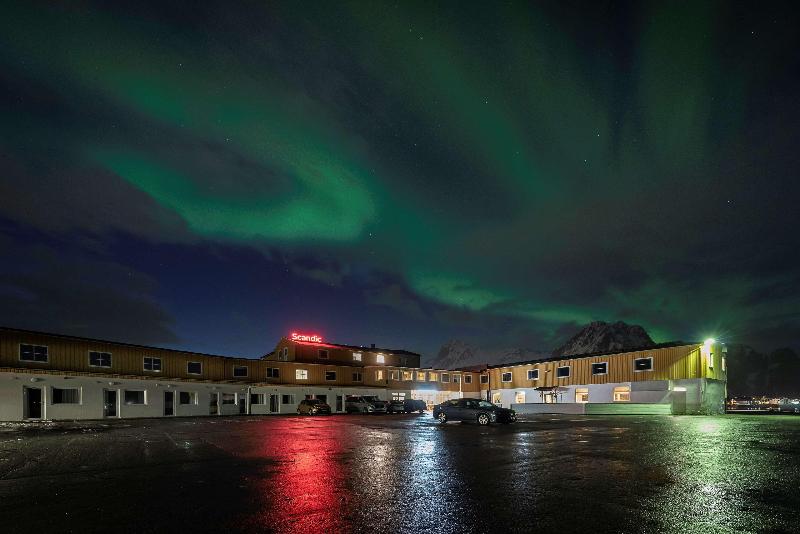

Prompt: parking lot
xmin=2 ymin=413 xmax=800 ymax=533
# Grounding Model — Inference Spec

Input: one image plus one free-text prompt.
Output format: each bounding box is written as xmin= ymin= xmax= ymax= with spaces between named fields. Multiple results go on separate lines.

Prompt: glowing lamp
xmin=704 ymin=338 xmax=716 ymax=345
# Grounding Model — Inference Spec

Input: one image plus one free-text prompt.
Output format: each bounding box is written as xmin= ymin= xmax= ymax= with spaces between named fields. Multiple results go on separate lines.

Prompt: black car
xmin=433 ymin=398 xmax=516 ymax=425
xmin=387 ymin=400 xmax=406 ymax=414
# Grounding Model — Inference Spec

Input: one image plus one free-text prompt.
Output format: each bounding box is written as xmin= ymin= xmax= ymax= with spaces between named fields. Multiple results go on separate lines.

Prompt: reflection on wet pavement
xmin=1 ymin=414 xmax=800 ymax=533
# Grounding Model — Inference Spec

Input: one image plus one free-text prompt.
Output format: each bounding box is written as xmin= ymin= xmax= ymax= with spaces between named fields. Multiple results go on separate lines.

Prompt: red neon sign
xmin=291 ymin=332 xmax=323 ymax=343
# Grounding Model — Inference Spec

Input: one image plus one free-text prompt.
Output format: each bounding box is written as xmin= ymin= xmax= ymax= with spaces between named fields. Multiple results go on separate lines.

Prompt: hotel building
xmin=0 ymin=327 xmax=726 ymax=421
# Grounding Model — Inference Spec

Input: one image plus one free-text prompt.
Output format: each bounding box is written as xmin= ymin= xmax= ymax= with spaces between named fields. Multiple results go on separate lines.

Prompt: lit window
xmin=52 ymin=387 xmax=80 ymax=404
xmin=464 ymin=375 xmax=472 ymax=384
xmin=492 ymin=392 xmax=502 ymax=405
xmin=722 ymin=357 xmax=726 ymax=372
xmin=352 ymin=372 xmax=362 ymax=382
xmin=417 ymin=371 xmax=426 ymax=381
xmin=480 ymin=375 xmax=489 ymax=384
xmin=591 ymin=362 xmax=607 ymax=375
xmin=403 ymin=371 xmax=413 ymax=381
xmin=179 ymin=392 xmax=196 ymax=405
xmin=501 ymin=372 xmax=512 ymax=382
xmin=613 ymin=386 xmax=630 ymax=402
xmin=527 ymin=369 xmax=539 ymax=380
xmin=353 ymin=352 xmax=362 ymax=362
xmin=124 ymin=390 xmax=145 ymax=405
xmin=187 ymin=361 xmax=202 ymax=375
xmin=233 ymin=366 xmax=248 ymax=377
xmin=389 ymin=370 xmax=399 ymax=380
xmin=319 ymin=349 xmax=329 ymax=359
xmin=296 ymin=369 xmax=308 ymax=380
xmin=515 ymin=391 xmax=525 ymax=404
xmin=376 ymin=354 xmax=385 ymax=364
xmin=708 ymin=351 xmax=714 ymax=368
xmin=89 ymin=351 xmax=112 ymax=368
xmin=143 ymin=357 xmax=161 ymax=372
xmin=634 ymin=357 xmax=653 ymax=372
xmin=20 ymin=344 xmax=48 ymax=362
xmin=267 ymin=368 xmax=280 ymax=378
xmin=325 ymin=370 xmax=337 ymax=381
xmin=556 ymin=366 xmax=570 ymax=378
xmin=441 ymin=373 xmax=450 ymax=383
xmin=376 ymin=370 xmax=385 ymax=380
xmin=429 ymin=372 xmax=439 ymax=382
xmin=575 ymin=388 xmax=589 ymax=403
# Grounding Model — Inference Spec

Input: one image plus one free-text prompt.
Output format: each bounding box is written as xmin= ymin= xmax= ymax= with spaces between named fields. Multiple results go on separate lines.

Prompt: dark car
xmin=387 ymin=400 xmax=406 ymax=414
xmin=297 ymin=399 xmax=332 ymax=415
xmin=433 ymin=398 xmax=516 ymax=425
xmin=404 ymin=399 xmax=426 ymax=413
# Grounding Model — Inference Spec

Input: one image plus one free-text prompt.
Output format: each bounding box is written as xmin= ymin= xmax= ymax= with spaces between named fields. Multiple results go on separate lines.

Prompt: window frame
xmin=613 ymin=386 xmax=631 ymax=402
xmin=318 ymin=349 xmax=329 ymax=360
xmin=250 ymin=393 xmax=265 ymax=405
xmin=123 ymin=389 xmax=146 ymax=405
xmin=325 ymin=370 xmax=337 ymax=381
xmin=441 ymin=373 xmax=450 ymax=383
xmin=296 ymin=369 xmax=308 ymax=380
xmin=464 ymin=374 xmax=472 ymax=384
xmin=375 ymin=370 xmax=385 ymax=381
xmin=88 ymin=351 xmax=112 ymax=368
xmin=501 ymin=372 xmax=513 ymax=383
xmin=281 ymin=394 xmax=295 ymax=405
xmin=352 ymin=352 xmax=362 ymax=362
xmin=187 ymin=361 xmax=203 ymax=375
xmin=556 ymin=366 xmax=570 ymax=379
xmin=352 ymin=371 xmax=363 ymax=382
xmin=179 ymin=391 xmax=196 ymax=405
xmin=233 ymin=365 xmax=248 ymax=378
xmin=376 ymin=354 xmax=385 ymax=365
xmin=143 ymin=356 xmax=162 ymax=372
xmin=591 ymin=362 xmax=608 ymax=376
xmin=633 ymin=357 xmax=654 ymax=373
xmin=527 ymin=369 xmax=539 ymax=381
xmin=480 ymin=375 xmax=489 ymax=384
xmin=19 ymin=343 xmax=49 ymax=363
xmin=266 ymin=367 xmax=280 ymax=379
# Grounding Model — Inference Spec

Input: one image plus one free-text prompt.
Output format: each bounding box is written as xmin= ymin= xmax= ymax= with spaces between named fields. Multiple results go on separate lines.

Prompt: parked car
xmin=433 ymin=398 xmax=516 ymax=425
xmin=387 ymin=400 xmax=406 ymax=414
xmin=345 ymin=395 xmax=387 ymax=413
xmin=297 ymin=399 xmax=332 ymax=415
xmin=405 ymin=399 xmax=426 ymax=413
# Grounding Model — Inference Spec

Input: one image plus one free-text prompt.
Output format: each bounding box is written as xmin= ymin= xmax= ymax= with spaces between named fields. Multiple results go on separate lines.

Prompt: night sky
xmin=1 ymin=1 xmax=798 ymax=360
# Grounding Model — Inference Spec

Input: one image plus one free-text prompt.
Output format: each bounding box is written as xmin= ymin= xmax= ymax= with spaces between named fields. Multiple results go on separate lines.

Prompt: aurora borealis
xmin=1 ymin=2 xmax=798 ymax=358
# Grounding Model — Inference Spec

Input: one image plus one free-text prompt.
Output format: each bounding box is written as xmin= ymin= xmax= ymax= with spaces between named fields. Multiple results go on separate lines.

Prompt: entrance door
xmin=238 ymin=396 xmax=246 ymax=415
xmin=104 ymin=389 xmax=117 ymax=417
xmin=269 ymin=394 xmax=279 ymax=413
xmin=336 ymin=395 xmax=343 ymax=412
xmin=209 ymin=393 xmax=219 ymax=415
xmin=164 ymin=391 xmax=175 ymax=416
xmin=24 ymin=387 xmax=42 ymax=419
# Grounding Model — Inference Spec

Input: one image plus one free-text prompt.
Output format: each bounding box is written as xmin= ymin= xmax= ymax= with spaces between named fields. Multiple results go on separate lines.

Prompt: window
xmin=464 ymin=375 xmax=472 ymax=384
xmin=52 ymin=387 xmax=80 ymax=404
xmin=124 ymin=390 xmax=145 ymax=405
xmin=89 ymin=351 xmax=112 ymax=368
xmin=187 ymin=361 xmax=202 ymax=375
xmin=556 ymin=366 xmax=570 ymax=378
xmin=318 ymin=349 xmax=329 ymax=359
xmin=325 ymin=370 xmax=337 ymax=381
xmin=20 ymin=344 xmax=48 ymax=362
xmin=221 ymin=393 xmax=235 ymax=405
xmin=352 ymin=352 xmax=362 ymax=362
xmin=722 ymin=357 xmax=727 ymax=372
xmin=417 ymin=371 xmax=426 ymax=381
xmin=250 ymin=393 xmax=265 ymax=405
xmin=281 ymin=394 xmax=295 ymax=405
xmin=376 ymin=370 xmax=385 ymax=380
xmin=376 ymin=354 xmax=385 ymax=364
xmin=402 ymin=371 xmax=413 ymax=381
xmin=480 ymin=375 xmax=489 ymax=384
xmin=179 ymin=392 xmax=196 ymax=405
xmin=575 ymin=388 xmax=589 ymax=403
xmin=634 ymin=357 xmax=653 ymax=372
xmin=527 ymin=369 xmax=539 ymax=380
xmin=613 ymin=386 xmax=630 ymax=402
xmin=501 ymin=372 xmax=512 ymax=382
xmin=515 ymin=391 xmax=526 ymax=404
xmin=453 ymin=374 xmax=461 ymax=383
xmin=492 ymin=392 xmax=502 ymax=405
xmin=233 ymin=366 xmax=248 ymax=377
xmin=389 ymin=370 xmax=399 ymax=380
xmin=352 ymin=372 xmax=363 ymax=382
xmin=429 ymin=372 xmax=439 ymax=382
xmin=267 ymin=367 xmax=280 ymax=379
xmin=441 ymin=373 xmax=450 ymax=383
xmin=400 ymin=356 xmax=408 ymax=366
xmin=591 ymin=362 xmax=607 ymax=375
xmin=707 ymin=351 xmax=714 ymax=368
xmin=143 ymin=357 xmax=162 ymax=372
xmin=280 ymin=347 xmax=289 ymax=361
xmin=296 ymin=369 xmax=308 ymax=380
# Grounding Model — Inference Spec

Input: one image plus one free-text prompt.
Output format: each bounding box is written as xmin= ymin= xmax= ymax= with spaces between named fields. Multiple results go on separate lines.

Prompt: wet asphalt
xmin=1 ymin=413 xmax=799 ymax=533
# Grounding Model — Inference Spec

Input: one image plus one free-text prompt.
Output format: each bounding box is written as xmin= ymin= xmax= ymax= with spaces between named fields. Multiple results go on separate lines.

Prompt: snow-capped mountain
xmin=553 ymin=321 xmax=655 ymax=357
xmin=427 ymin=339 xmax=550 ymax=369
